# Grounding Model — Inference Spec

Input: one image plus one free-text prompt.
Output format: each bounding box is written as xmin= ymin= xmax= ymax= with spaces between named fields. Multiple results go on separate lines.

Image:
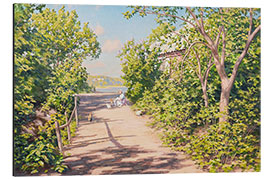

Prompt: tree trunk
xmin=186 ymin=7 xmax=261 ymax=124
xmin=201 ymin=83 xmax=209 ymax=108
xmin=202 ymin=84 xmax=210 ymax=126
xmin=219 ymin=88 xmax=230 ymax=122
xmin=219 ymin=80 xmax=233 ymax=122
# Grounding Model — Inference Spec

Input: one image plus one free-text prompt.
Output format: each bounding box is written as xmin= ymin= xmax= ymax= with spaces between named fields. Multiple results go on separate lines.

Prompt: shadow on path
xmin=77 ymin=93 xmax=118 ymax=122
xmin=61 ymin=93 xmax=200 ymax=175
xmin=63 ymin=145 xmax=190 ymax=175
xmin=63 ymin=111 xmax=190 ymax=175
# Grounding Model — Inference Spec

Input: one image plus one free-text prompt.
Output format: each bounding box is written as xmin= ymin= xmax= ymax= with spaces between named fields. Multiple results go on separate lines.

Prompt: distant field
xmin=95 ymin=85 xmax=126 ymax=88
xmin=95 ymin=86 xmax=128 ymax=93
xmin=88 ymin=75 xmax=124 ymax=87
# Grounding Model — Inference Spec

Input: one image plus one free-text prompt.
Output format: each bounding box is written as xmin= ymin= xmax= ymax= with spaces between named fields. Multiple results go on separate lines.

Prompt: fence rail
xmin=55 ymin=95 xmax=79 ymax=154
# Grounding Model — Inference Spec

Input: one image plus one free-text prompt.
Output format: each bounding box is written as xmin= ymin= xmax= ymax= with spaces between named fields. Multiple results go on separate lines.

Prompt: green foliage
xmin=14 ymin=116 xmax=67 ymax=174
xmin=184 ymin=121 xmax=260 ymax=172
xmin=14 ymin=4 xmax=47 ymax=126
xmin=118 ymin=35 xmax=163 ymax=103
xmin=134 ymin=72 xmax=260 ymax=172
xmin=14 ymin=4 xmax=101 ymax=174
xmin=21 ymin=137 xmax=66 ymax=174
xmin=121 ymin=7 xmax=260 ymax=172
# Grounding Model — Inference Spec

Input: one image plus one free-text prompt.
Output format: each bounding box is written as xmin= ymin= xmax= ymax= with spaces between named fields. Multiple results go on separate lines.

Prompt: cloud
xmin=102 ymin=39 xmax=122 ymax=53
xmin=94 ymin=24 xmax=105 ymax=36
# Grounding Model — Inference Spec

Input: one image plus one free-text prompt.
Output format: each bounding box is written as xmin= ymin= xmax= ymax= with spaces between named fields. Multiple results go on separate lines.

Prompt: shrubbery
xmin=14 ymin=4 xmax=100 ymax=174
xmin=133 ymin=72 xmax=260 ymax=172
xmin=120 ymin=7 xmax=260 ymax=172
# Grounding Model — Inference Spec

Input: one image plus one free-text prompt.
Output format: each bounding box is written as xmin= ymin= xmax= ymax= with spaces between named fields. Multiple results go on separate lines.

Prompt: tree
xmin=118 ymin=39 xmax=161 ymax=102
xmin=14 ymin=4 xmax=46 ymax=126
xmin=14 ymin=4 xmax=101 ymax=124
xmin=31 ymin=7 xmax=101 ymax=67
xmin=14 ymin=4 xmax=101 ymax=174
xmin=121 ymin=7 xmax=261 ymax=172
xmin=151 ymin=23 xmax=215 ymax=108
xmin=30 ymin=6 xmax=101 ymax=113
xmin=123 ymin=6 xmax=261 ymax=122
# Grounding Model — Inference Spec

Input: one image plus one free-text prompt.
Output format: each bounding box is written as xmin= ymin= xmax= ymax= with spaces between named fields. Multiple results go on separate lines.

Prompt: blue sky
xmin=46 ymin=4 xmax=159 ymax=78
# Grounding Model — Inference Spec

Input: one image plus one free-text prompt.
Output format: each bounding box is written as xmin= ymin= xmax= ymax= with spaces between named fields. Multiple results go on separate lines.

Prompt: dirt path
xmin=61 ymin=92 xmax=202 ymax=175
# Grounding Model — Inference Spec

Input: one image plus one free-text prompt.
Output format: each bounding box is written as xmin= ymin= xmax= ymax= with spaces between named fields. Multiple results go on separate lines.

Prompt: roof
xmin=158 ymin=49 xmax=185 ymax=58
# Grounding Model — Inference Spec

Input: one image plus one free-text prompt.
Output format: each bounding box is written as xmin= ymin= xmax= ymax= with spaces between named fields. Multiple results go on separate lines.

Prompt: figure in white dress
xmin=114 ymin=90 xmax=126 ymax=107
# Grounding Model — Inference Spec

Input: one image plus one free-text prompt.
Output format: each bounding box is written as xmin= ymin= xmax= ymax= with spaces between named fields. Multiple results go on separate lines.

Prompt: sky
xmin=46 ymin=4 xmax=159 ymax=78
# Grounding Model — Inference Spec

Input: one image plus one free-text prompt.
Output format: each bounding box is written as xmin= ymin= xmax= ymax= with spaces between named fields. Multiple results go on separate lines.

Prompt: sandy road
xmin=60 ymin=92 xmax=202 ymax=175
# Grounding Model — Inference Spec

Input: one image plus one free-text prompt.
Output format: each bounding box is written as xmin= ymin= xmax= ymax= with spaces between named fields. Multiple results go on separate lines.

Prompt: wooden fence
xmin=55 ymin=95 xmax=79 ymax=154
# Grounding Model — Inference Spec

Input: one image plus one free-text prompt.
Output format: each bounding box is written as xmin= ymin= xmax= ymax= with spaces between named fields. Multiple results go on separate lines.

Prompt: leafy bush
xmin=134 ymin=75 xmax=260 ymax=172
xmin=118 ymin=39 xmax=162 ymax=103
xmin=21 ymin=137 xmax=66 ymax=174
xmin=183 ymin=121 xmax=260 ymax=172
xmin=14 ymin=131 xmax=67 ymax=174
xmin=14 ymin=4 xmax=101 ymax=174
xmin=120 ymin=14 xmax=260 ymax=172
xmin=14 ymin=112 xmax=79 ymax=174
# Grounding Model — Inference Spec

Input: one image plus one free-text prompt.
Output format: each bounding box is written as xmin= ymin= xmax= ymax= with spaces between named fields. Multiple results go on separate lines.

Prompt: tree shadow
xmin=56 ymin=93 xmax=197 ymax=175
xmin=77 ymin=93 xmax=120 ymax=122
xmin=63 ymin=135 xmax=136 ymax=151
xmin=64 ymin=115 xmax=133 ymax=151
xmin=62 ymin=113 xmax=192 ymax=175
xmin=15 ymin=93 xmax=197 ymax=176
xmin=62 ymin=145 xmax=191 ymax=175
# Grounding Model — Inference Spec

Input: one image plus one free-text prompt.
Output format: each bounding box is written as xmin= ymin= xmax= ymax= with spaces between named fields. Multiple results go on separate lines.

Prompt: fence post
xmin=74 ymin=95 xmax=79 ymax=127
xmin=65 ymin=111 xmax=71 ymax=144
xmin=55 ymin=120 xmax=63 ymax=154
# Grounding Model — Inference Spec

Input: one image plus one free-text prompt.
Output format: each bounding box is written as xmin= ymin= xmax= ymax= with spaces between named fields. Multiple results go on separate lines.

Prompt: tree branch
xmin=229 ymin=24 xmax=261 ymax=85
xmin=200 ymin=8 xmax=205 ymax=33
xmin=221 ymin=26 xmax=226 ymax=66
xmin=141 ymin=6 xmax=198 ymax=30
xmin=203 ymin=54 xmax=214 ymax=83
xmin=186 ymin=7 xmax=216 ymax=49
xmin=193 ymin=48 xmax=202 ymax=80
xmin=182 ymin=41 xmax=211 ymax=62
xmin=215 ymin=26 xmax=222 ymax=48
xmin=179 ymin=41 xmax=208 ymax=82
